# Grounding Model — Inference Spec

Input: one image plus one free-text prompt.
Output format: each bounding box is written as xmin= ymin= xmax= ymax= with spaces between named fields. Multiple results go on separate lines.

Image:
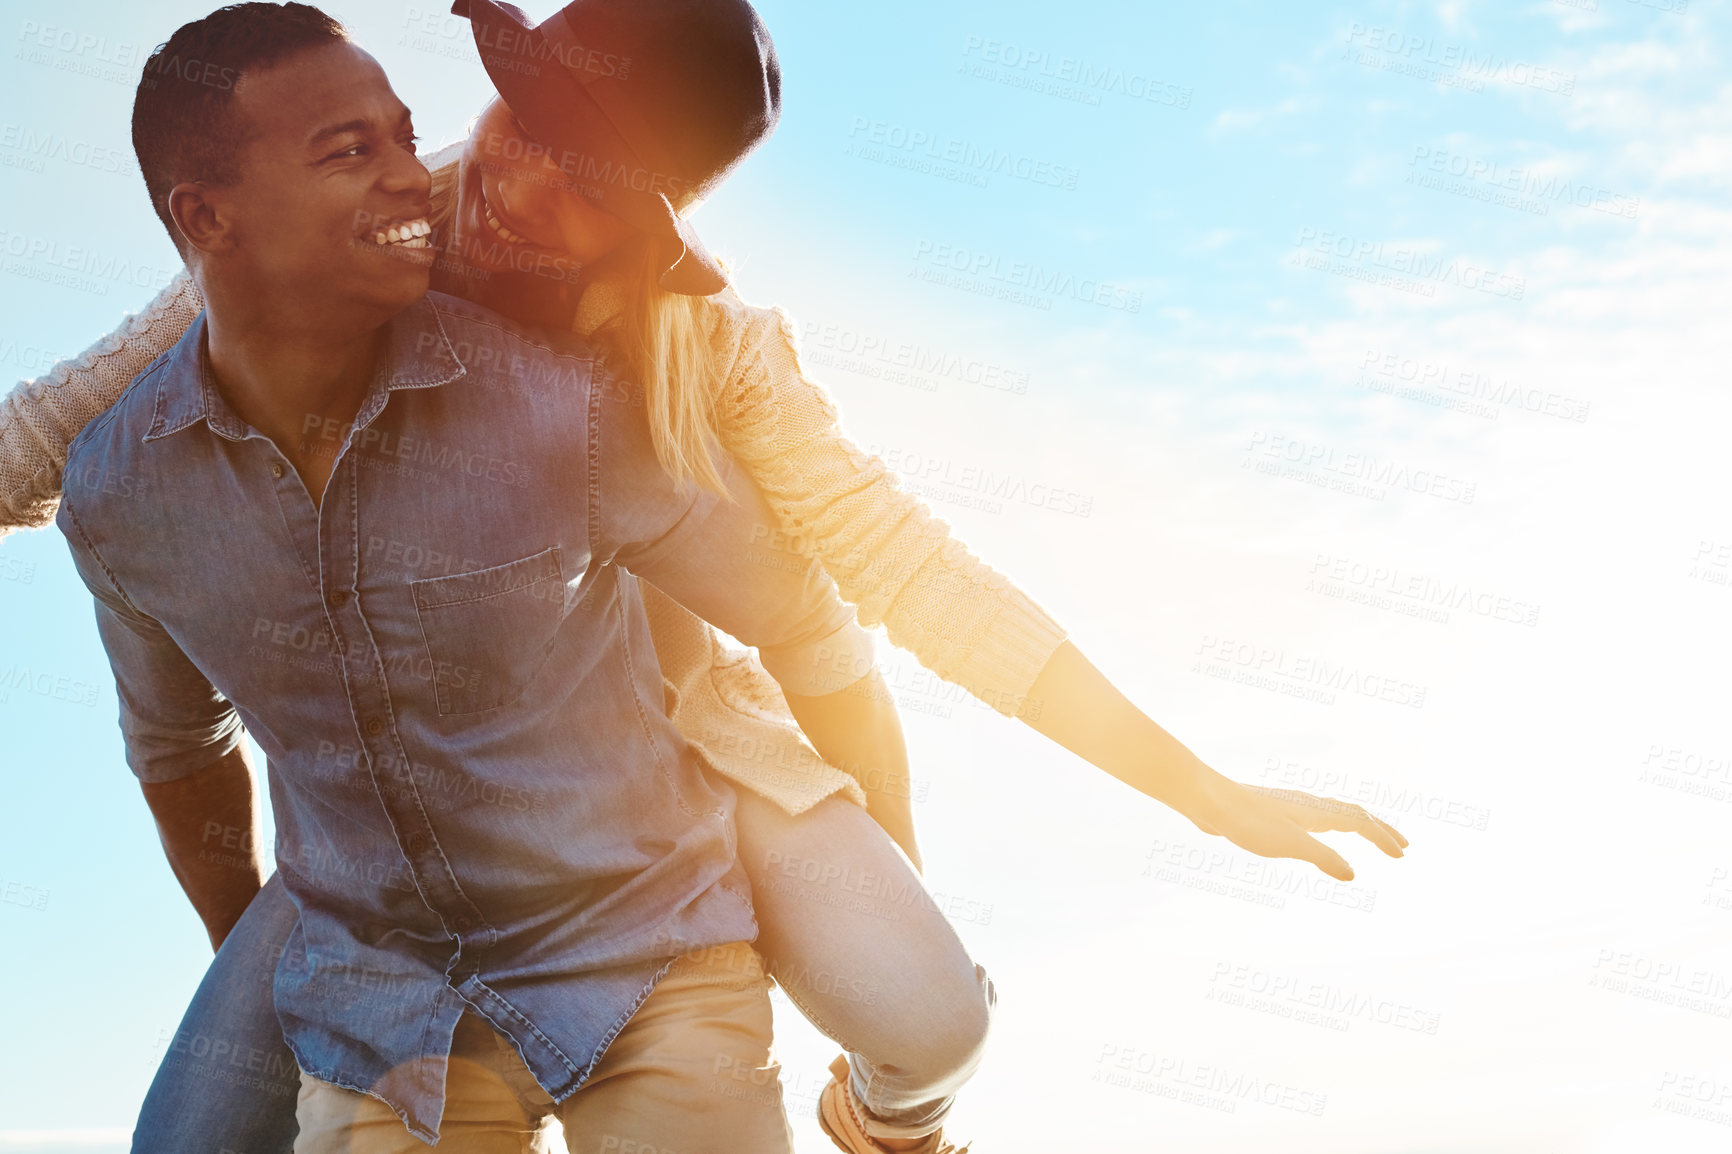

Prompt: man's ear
xmin=167 ymin=182 xmax=236 ymax=255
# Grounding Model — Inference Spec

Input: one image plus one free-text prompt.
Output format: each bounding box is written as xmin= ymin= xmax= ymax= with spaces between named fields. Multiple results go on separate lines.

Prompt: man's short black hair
xmin=132 ymin=3 xmax=351 ymax=255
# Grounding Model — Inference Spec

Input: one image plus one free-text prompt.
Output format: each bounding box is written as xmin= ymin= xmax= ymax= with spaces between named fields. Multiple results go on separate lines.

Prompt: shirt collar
xmin=145 ymin=295 xmax=467 ymax=442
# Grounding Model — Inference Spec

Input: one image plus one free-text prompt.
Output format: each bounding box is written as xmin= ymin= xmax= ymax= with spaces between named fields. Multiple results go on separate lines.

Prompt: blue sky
xmin=3 ymin=1 xmax=1731 ymax=1151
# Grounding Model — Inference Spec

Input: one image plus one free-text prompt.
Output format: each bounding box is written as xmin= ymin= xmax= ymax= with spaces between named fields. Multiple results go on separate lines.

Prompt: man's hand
xmin=1169 ymin=766 xmax=1408 ymax=882
xmin=139 ymin=746 xmax=266 ymax=950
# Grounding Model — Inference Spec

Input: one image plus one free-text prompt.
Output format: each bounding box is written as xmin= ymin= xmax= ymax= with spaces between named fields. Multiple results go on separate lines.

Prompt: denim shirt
xmin=56 ymin=292 xmax=866 ymax=1142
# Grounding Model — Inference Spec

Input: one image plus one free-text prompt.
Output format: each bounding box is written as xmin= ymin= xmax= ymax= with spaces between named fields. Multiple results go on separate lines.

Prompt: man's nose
xmin=381 ymin=145 xmax=432 ymax=201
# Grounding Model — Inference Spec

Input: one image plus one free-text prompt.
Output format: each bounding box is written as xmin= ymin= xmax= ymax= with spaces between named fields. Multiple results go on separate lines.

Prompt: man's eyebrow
xmin=307 ymin=108 xmax=414 ymax=149
xmin=307 ymin=118 xmax=370 ymax=148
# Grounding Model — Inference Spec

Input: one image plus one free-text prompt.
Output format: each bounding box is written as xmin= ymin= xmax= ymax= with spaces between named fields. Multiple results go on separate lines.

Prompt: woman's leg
xmin=733 ymin=790 xmax=995 ymax=1142
xmin=132 ymin=872 xmax=302 ymax=1154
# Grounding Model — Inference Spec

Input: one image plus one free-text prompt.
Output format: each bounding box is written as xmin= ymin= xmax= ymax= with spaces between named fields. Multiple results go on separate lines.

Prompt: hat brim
xmin=453 ymin=0 xmax=728 ymax=295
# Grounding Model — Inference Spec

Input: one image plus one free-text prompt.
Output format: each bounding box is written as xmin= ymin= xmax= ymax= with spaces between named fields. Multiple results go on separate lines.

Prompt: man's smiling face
xmin=214 ymin=41 xmax=433 ymax=325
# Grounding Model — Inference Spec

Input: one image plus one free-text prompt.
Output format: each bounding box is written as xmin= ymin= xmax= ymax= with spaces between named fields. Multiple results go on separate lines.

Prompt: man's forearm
xmin=781 ymin=666 xmax=923 ymax=871
xmin=139 ymin=745 xmax=266 ymax=951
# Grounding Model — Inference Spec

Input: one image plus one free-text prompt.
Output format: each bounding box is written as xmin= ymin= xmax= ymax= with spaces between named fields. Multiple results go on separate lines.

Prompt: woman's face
xmin=454 ymin=98 xmax=635 ymax=275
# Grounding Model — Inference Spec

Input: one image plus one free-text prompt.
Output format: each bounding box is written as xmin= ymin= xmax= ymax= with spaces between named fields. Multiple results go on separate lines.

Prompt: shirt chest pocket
xmin=410 ymin=546 xmax=566 ymax=715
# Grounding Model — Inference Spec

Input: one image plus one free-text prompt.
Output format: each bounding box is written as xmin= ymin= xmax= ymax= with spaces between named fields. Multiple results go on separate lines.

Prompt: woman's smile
xmin=474 ymin=166 xmax=561 ymax=254
xmin=479 ymin=192 xmax=532 ymax=248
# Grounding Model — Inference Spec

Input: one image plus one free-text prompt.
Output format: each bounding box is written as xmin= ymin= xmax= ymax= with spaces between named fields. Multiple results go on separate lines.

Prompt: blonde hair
xmin=429 ymin=158 xmax=728 ymax=496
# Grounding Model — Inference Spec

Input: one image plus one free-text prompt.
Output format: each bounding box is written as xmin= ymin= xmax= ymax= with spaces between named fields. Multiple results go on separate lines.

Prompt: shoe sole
xmin=817 ymin=1080 xmax=867 ymax=1154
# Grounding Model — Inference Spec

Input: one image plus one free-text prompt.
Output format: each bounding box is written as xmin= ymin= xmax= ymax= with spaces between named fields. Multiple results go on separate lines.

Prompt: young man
xmin=60 ymin=6 xmax=886 ymax=1149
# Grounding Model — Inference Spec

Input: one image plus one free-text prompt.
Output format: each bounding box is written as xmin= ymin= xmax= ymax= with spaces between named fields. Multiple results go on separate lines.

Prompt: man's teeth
xmin=369 ymin=219 xmax=432 ymax=247
xmin=482 ymin=199 xmax=531 ymax=246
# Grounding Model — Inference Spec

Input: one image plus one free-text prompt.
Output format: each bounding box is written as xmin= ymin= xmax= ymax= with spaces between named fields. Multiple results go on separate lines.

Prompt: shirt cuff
xmin=946 ymin=587 xmax=1069 ymax=719
xmin=122 ymin=712 xmax=247 ymax=784
xmin=756 ymin=617 xmax=877 ymax=697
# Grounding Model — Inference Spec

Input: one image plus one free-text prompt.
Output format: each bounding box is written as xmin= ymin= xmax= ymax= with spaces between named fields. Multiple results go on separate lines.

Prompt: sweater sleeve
xmin=0 ymin=270 xmax=202 ymax=538
xmin=710 ymin=295 xmax=1068 ymax=718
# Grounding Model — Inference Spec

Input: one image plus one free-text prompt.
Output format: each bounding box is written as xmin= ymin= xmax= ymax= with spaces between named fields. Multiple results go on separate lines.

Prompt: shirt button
xmin=270 ymin=462 xmax=284 ymax=479
xmin=327 ymin=591 xmax=348 ymax=610
xmin=405 ymin=832 xmax=427 ymax=854
xmin=454 ymin=915 xmax=477 ymax=933
xmin=366 ymin=717 xmax=384 ymax=736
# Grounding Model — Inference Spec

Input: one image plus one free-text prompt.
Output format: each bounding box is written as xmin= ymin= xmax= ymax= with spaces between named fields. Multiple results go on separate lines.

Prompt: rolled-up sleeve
xmin=595 ymin=384 xmax=876 ymax=697
xmin=59 ymin=497 xmax=244 ymax=782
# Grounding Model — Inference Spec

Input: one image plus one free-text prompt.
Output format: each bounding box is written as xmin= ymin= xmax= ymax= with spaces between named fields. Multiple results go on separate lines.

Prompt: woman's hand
xmin=1170 ymin=767 xmax=1408 ymax=882
xmin=1021 ymin=642 xmax=1408 ymax=881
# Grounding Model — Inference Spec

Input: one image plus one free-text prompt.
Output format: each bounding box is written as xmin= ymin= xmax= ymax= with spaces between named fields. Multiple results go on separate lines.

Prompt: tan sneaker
xmin=816 ymin=1054 xmax=971 ymax=1154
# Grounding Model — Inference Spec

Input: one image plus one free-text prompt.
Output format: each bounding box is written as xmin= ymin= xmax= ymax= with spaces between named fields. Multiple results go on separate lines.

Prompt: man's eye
xmin=398 ymin=133 xmax=420 ymax=152
xmin=327 ymin=143 xmax=367 ymax=161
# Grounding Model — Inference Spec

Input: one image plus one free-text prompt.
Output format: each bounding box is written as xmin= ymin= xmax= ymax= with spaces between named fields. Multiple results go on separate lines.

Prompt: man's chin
xmin=374 ymin=272 xmax=433 ymax=314
xmin=346 ymin=241 xmax=435 ymax=305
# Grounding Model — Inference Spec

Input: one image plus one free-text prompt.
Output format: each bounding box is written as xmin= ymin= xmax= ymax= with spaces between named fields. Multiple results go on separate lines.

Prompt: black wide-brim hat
xmin=450 ymin=0 xmax=780 ymax=296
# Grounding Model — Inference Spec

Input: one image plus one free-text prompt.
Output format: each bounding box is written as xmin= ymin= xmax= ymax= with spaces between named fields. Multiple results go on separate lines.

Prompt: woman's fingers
xmin=1298 ymin=833 xmax=1355 ymax=883
xmin=1371 ymin=812 xmax=1409 ymax=852
xmin=1177 ymin=774 xmax=1408 ymax=881
xmin=1326 ymin=803 xmax=1405 ymax=857
xmin=1249 ymin=786 xmax=1408 ymax=857
xmin=1227 ymin=814 xmax=1355 ymax=881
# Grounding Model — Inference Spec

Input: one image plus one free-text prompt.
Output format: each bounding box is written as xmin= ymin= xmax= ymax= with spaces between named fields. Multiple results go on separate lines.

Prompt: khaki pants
xmin=293 ymin=941 xmax=792 ymax=1154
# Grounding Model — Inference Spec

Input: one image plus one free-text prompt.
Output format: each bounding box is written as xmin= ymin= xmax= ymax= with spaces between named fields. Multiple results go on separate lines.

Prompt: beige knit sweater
xmin=0 ymin=272 xmax=1067 ymax=815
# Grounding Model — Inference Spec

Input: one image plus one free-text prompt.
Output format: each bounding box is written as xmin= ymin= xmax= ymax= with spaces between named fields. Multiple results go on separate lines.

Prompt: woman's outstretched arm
xmin=0 ymin=270 xmax=202 ymax=536
xmin=1023 ymin=641 xmax=1406 ymax=880
xmin=710 ymin=296 xmax=1407 ymax=877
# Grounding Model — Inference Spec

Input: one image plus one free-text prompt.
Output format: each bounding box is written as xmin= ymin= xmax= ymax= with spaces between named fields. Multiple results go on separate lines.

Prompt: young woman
xmin=0 ymin=1 xmax=1406 ymax=1150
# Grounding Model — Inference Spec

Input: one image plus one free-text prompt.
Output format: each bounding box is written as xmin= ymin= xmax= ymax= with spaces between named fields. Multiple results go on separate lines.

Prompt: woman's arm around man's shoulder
xmin=1 ymin=270 xmax=202 ymax=536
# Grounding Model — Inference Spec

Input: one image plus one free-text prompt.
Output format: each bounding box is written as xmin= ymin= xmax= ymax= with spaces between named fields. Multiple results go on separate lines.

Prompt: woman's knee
xmin=841 ymin=956 xmax=994 ymax=1088
xmin=913 ymin=961 xmax=995 ymax=1079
